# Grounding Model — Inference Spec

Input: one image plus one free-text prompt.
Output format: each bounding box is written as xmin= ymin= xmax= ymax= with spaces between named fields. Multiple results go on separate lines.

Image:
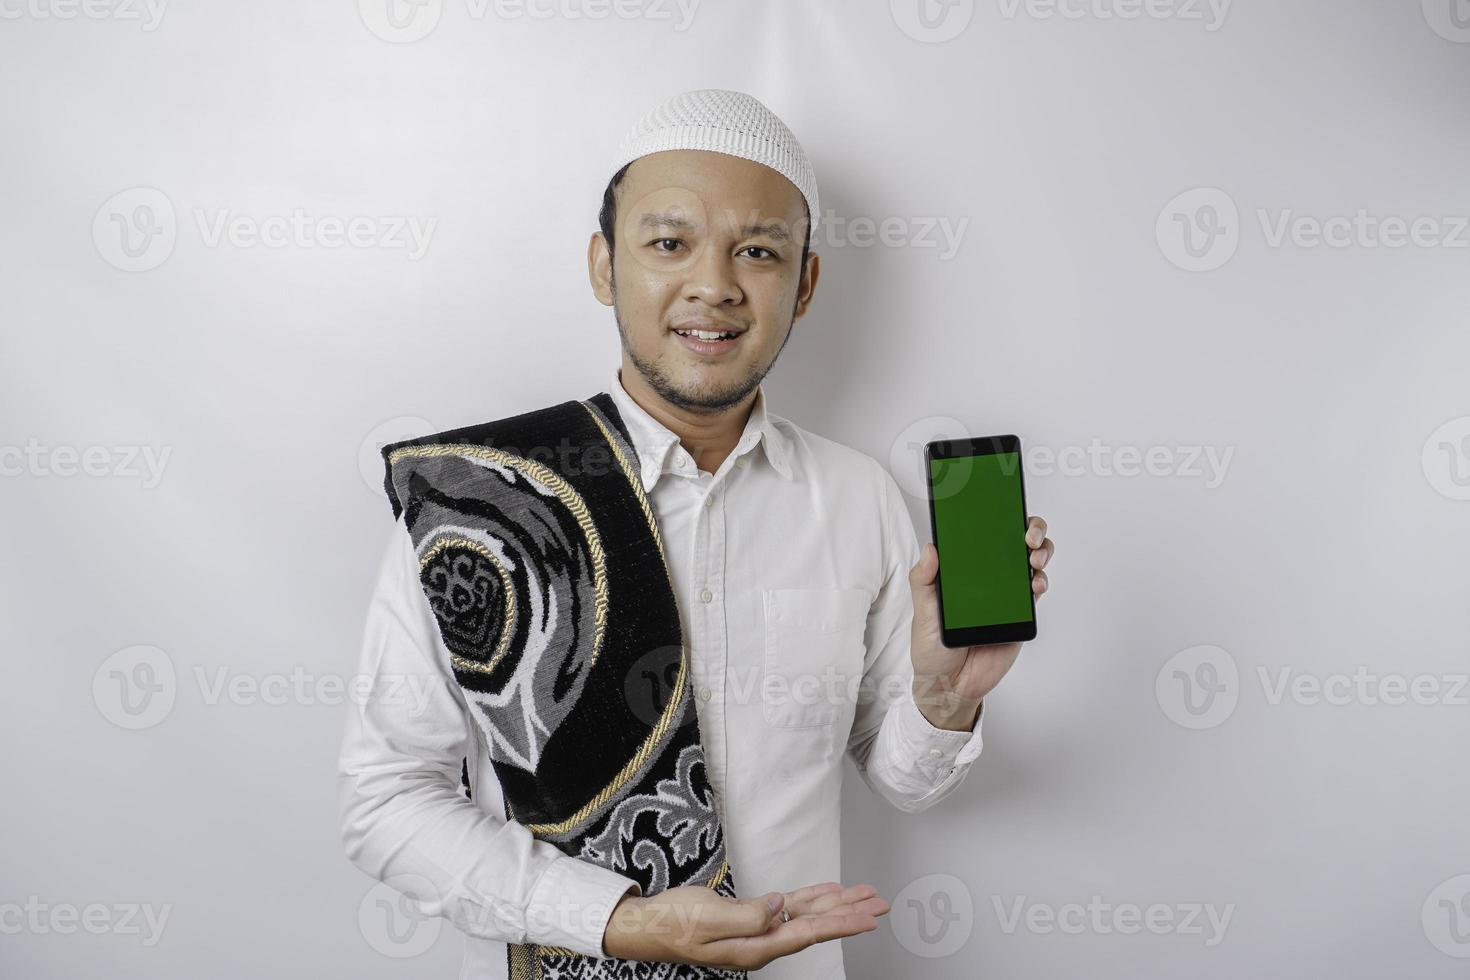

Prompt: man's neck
xmin=616 ymin=362 xmax=754 ymax=475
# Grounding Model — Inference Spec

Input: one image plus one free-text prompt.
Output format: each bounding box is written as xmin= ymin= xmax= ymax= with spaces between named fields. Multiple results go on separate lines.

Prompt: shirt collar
xmin=606 ymin=366 xmax=794 ymax=492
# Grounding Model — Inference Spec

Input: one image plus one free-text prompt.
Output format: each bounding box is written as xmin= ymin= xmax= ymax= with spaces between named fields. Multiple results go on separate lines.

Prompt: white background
xmin=3 ymin=0 xmax=1468 ymax=977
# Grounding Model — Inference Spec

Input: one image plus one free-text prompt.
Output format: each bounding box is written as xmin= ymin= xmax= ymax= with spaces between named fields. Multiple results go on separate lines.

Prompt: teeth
xmin=677 ymin=329 xmax=736 ymax=341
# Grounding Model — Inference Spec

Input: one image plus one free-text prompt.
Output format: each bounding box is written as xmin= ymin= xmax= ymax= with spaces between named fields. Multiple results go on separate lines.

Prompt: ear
xmin=588 ymin=231 xmax=614 ymax=307
xmin=792 ymin=250 xmax=819 ymax=321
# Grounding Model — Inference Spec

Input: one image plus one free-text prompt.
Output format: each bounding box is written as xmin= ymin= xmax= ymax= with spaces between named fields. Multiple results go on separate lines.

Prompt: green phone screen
xmin=929 ymin=452 xmax=1033 ymax=630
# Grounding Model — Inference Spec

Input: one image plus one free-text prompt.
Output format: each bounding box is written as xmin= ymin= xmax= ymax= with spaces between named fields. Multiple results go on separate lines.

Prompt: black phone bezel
xmin=924 ymin=434 xmax=1038 ymax=648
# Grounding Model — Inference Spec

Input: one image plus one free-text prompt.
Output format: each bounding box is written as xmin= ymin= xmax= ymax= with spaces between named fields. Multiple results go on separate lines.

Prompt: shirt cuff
xmin=525 ymin=855 xmax=642 ymax=958
xmin=895 ymin=687 xmax=986 ymax=776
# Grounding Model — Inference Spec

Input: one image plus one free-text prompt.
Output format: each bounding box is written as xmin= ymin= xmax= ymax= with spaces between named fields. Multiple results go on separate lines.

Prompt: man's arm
xmin=336 ymin=518 xmax=640 ymax=955
xmin=845 ymin=464 xmax=984 ymax=814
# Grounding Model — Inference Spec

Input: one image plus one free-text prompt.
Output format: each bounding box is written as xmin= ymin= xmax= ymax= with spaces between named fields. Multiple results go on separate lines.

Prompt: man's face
xmin=589 ymin=149 xmax=818 ymax=414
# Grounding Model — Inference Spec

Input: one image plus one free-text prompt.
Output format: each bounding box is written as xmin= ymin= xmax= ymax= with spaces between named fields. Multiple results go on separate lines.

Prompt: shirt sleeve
xmin=337 ymin=517 xmax=642 ymax=956
xmin=845 ymin=462 xmax=985 ymax=814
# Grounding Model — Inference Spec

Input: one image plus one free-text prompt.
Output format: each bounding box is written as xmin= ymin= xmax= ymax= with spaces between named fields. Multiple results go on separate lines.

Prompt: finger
xmin=798 ymin=884 xmax=878 ymax=917
xmin=803 ymin=894 xmax=892 ymax=921
xmin=1032 ymin=569 xmax=1048 ymax=595
xmin=780 ymin=882 xmax=845 ymax=916
xmin=709 ymin=909 xmax=881 ymax=966
xmin=1026 ymin=516 xmax=1047 ymax=548
xmin=1029 ymin=537 xmax=1054 ymax=570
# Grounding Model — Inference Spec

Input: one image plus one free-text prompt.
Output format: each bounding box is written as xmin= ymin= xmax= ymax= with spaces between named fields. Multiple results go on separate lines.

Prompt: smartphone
xmin=924 ymin=435 xmax=1037 ymax=647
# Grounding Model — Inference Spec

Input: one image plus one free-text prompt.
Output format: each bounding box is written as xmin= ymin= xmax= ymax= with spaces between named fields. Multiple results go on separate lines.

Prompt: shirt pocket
xmin=761 ymin=587 xmax=871 ymax=730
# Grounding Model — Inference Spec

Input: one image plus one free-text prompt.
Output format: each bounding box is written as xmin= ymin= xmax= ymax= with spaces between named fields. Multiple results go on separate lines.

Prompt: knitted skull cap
xmin=608 ymin=88 xmax=820 ymax=237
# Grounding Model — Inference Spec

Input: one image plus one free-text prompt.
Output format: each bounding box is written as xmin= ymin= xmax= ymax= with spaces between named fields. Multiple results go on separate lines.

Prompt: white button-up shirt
xmin=338 ymin=366 xmax=985 ymax=979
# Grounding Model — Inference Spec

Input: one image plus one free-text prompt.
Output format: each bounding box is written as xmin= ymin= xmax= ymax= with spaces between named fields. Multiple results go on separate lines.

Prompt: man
xmin=338 ymin=88 xmax=1054 ymax=979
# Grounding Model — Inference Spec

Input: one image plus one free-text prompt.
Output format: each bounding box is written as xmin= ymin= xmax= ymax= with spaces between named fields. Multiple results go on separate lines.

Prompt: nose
xmin=683 ymin=243 xmax=743 ymax=307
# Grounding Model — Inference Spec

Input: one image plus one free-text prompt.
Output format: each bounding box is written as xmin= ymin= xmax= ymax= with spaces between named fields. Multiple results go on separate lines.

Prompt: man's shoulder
xmin=376 ymin=390 xmax=619 ymax=518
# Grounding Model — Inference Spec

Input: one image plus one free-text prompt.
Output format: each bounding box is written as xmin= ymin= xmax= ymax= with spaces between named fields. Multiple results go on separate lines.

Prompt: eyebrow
xmin=638 ymin=210 xmax=792 ymax=244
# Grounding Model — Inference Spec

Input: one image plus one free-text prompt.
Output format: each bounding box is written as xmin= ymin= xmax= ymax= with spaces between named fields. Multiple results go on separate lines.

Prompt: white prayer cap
xmin=607 ymin=88 xmax=820 ymax=237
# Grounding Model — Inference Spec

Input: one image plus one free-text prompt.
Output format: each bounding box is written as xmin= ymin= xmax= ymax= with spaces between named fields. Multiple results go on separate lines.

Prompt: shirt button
xmin=700 ymin=588 xmax=713 ymax=603
xmin=698 ymin=687 xmax=712 ymax=702
xmin=703 ymin=494 xmax=713 ymax=508
xmin=928 ymin=748 xmax=943 ymax=758
xmin=736 ymin=457 xmax=748 ymax=469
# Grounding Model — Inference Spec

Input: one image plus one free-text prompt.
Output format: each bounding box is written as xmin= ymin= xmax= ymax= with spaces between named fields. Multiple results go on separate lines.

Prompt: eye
xmin=651 ymin=238 xmax=683 ymax=253
xmin=743 ymin=246 xmax=777 ymax=260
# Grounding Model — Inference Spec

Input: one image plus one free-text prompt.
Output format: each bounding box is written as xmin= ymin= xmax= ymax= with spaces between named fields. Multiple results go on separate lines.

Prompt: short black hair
xmin=599 ymin=161 xmax=813 ymax=277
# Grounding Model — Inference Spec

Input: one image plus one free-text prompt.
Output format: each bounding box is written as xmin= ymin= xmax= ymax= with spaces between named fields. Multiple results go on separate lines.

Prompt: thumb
xmin=729 ymin=892 xmax=784 ymax=939
xmin=909 ymin=542 xmax=938 ymax=591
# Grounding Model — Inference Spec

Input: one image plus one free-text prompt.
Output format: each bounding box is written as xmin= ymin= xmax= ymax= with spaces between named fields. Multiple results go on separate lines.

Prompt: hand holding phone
xmin=924 ymin=435 xmax=1038 ymax=648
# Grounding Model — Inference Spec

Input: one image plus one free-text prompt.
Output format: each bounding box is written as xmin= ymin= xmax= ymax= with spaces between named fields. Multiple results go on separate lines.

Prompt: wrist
xmin=911 ymin=676 xmax=982 ymax=731
xmin=602 ymin=890 xmax=646 ymax=960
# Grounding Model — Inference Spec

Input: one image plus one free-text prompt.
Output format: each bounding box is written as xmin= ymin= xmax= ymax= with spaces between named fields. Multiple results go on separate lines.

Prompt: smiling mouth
xmin=671 ymin=327 xmax=744 ymax=355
